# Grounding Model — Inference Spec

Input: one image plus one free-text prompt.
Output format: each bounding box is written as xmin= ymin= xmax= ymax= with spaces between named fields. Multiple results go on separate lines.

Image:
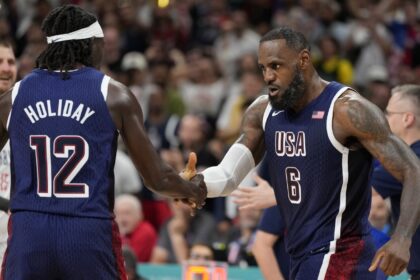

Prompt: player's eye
xmin=271 ymin=63 xmax=281 ymax=70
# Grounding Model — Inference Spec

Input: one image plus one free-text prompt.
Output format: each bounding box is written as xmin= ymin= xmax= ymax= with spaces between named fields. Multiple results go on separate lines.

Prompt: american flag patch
xmin=312 ymin=111 xmax=325 ymax=119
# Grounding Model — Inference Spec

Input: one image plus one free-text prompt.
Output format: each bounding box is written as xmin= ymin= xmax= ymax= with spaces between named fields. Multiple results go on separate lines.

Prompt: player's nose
xmin=263 ymin=68 xmax=276 ymax=84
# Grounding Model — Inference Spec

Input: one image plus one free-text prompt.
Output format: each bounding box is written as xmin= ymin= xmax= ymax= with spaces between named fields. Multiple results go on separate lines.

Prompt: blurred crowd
xmin=0 ymin=0 xmax=418 ymax=275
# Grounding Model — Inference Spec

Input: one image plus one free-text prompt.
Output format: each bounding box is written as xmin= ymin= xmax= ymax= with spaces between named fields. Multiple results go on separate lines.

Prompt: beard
xmin=268 ymin=66 xmax=306 ymax=111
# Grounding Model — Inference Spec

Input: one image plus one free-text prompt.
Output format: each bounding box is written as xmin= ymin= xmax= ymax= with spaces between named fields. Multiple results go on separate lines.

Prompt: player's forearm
xmin=253 ymin=243 xmax=285 ymax=280
xmin=145 ymin=166 xmax=196 ymax=199
xmin=394 ymin=167 xmax=420 ymax=239
xmin=202 ymin=143 xmax=255 ymax=197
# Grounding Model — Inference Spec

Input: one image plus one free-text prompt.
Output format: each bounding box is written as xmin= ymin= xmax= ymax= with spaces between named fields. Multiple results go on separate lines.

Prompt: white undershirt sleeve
xmin=202 ymin=143 xmax=255 ymax=197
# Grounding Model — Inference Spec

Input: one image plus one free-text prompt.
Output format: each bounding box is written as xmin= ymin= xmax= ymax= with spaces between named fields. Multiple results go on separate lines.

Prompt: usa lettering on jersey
xmin=24 ymin=99 xmax=95 ymax=125
xmin=275 ymin=131 xmax=306 ymax=157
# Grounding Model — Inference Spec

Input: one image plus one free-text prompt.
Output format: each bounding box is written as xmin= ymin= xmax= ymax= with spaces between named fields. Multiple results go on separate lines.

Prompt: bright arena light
xmin=157 ymin=0 xmax=170 ymax=8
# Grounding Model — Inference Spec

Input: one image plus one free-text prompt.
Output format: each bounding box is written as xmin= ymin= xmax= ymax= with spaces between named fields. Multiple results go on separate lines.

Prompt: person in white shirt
xmin=0 ymin=39 xmax=17 ymax=264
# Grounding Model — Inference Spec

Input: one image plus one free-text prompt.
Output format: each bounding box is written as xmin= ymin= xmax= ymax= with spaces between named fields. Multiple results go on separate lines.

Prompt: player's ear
xmin=299 ymin=49 xmax=310 ymax=69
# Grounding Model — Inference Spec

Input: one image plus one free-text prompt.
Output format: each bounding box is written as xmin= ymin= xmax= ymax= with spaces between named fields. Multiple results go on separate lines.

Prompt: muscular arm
xmin=106 ymin=80 xmax=206 ymax=201
xmin=236 ymin=96 xmax=268 ymax=162
xmin=334 ymin=90 xmax=420 ymax=274
xmin=202 ymin=96 xmax=268 ymax=197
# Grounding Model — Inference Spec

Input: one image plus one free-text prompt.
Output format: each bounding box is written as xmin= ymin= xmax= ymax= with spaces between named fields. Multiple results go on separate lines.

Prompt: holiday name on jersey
xmin=24 ymin=99 xmax=95 ymax=125
xmin=275 ymin=131 xmax=306 ymax=157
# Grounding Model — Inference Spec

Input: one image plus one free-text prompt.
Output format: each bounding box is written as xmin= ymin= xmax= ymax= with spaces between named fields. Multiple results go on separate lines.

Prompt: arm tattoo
xmin=237 ymin=97 xmax=267 ymax=163
xmin=344 ymin=96 xmax=416 ymax=181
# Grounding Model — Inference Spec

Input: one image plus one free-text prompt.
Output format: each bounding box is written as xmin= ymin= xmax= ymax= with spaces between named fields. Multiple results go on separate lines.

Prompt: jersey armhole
xmin=101 ymin=75 xmax=111 ymax=101
xmin=326 ymin=86 xmax=350 ymax=153
xmin=6 ymin=81 xmax=21 ymax=130
xmin=262 ymin=101 xmax=272 ymax=131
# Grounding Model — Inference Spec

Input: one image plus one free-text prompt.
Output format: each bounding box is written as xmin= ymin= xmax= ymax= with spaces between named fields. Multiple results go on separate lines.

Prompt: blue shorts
xmin=290 ymin=235 xmax=378 ymax=280
xmin=1 ymin=211 xmax=126 ymax=280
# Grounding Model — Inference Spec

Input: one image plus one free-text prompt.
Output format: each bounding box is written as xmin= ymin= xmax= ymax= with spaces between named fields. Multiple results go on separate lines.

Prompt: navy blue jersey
xmin=372 ymin=140 xmax=420 ymax=276
xmin=263 ymin=82 xmax=373 ymax=258
xmin=7 ymin=67 xmax=118 ymax=219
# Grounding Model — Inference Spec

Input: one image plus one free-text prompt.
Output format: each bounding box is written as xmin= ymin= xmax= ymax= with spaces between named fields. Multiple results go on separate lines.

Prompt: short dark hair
xmin=36 ymin=5 xmax=98 ymax=78
xmin=260 ymin=26 xmax=310 ymax=52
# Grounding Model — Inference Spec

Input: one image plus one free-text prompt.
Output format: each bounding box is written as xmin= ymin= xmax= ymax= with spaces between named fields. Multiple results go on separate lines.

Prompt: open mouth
xmin=268 ymin=86 xmax=280 ymax=97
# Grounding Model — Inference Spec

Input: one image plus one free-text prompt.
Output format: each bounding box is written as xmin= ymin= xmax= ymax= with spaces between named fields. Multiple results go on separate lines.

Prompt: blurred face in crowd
xmin=114 ymin=196 xmax=142 ymax=235
xmin=258 ymin=39 xmax=306 ymax=111
xmin=179 ymin=115 xmax=206 ymax=149
xmin=369 ymin=190 xmax=390 ymax=230
xmin=197 ymin=57 xmax=218 ymax=83
xmin=103 ymin=27 xmax=121 ymax=65
xmin=319 ymin=36 xmax=338 ymax=59
xmin=0 ymin=45 xmax=16 ymax=94
xmin=148 ymin=86 xmax=165 ymax=116
xmin=241 ymin=72 xmax=265 ymax=100
xmin=366 ymin=81 xmax=391 ymax=111
xmin=190 ymin=244 xmax=214 ymax=261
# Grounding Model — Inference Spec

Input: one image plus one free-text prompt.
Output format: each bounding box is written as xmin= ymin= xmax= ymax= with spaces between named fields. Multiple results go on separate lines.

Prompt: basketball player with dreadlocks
xmin=0 ymin=5 xmax=206 ymax=280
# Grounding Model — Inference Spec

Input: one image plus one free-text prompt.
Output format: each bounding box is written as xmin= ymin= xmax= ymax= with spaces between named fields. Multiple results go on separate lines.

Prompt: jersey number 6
xmin=285 ymin=167 xmax=301 ymax=204
xmin=30 ymin=135 xmax=89 ymax=198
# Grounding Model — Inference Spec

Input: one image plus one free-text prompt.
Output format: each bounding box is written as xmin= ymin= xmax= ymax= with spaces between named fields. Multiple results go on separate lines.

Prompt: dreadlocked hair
xmin=36 ymin=5 xmax=97 ymax=79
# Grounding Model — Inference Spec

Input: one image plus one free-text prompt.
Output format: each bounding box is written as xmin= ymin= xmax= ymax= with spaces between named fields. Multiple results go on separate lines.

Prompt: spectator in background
xmin=227 ymin=208 xmax=261 ymax=267
xmin=102 ymin=25 xmax=123 ymax=74
xmin=179 ymin=54 xmax=228 ymax=126
xmin=122 ymin=246 xmax=148 ymax=280
xmin=216 ymin=71 xmax=265 ymax=145
xmin=314 ymin=34 xmax=353 ymax=86
xmin=118 ymin=0 xmax=149 ymax=54
xmin=189 ymin=243 xmax=215 ymax=262
xmin=115 ymin=194 xmax=157 ymax=263
xmin=146 ymin=52 xmax=186 ymax=117
xmin=344 ymin=3 xmax=392 ymax=89
xmin=0 ymin=38 xmax=17 ymax=266
xmin=144 ymin=84 xmax=180 ymax=151
xmin=214 ymin=9 xmax=260 ymax=79
xmin=363 ymin=65 xmax=391 ymax=111
xmin=371 ymin=84 xmax=420 ymax=279
xmin=151 ymin=201 xmax=216 ymax=264
xmin=120 ymin=51 xmax=150 ymax=116
xmin=114 ymin=149 xmax=142 ymax=197
xmin=17 ymin=43 xmax=44 ymax=79
xmin=141 ymin=85 xmax=180 ymax=231
xmin=369 ymin=190 xmax=391 ymax=249
xmin=161 ymin=114 xmax=224 ymax=220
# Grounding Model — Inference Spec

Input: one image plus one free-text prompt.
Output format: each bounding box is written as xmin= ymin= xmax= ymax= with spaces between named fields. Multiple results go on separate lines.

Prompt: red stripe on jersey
xmin=324 ymin=236 xmax=365 ymax=279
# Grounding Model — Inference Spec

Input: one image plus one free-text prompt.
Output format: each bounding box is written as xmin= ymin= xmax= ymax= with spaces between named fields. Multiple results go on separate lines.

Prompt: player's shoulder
xmin=245 ymin=94 xmax=270 ymax=117
xmin=333 ymin=88 xmax=383 ymax=119
xmin=106 ymin=78 xmax=136 ymax=109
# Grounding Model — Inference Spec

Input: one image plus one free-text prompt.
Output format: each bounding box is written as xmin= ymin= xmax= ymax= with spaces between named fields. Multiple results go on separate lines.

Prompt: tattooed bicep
xmin=236 ymin=95 xmax=268 ymax=162
xmin=335 ymin=92 xmax=415 ymax=181
xmin=336 ymin=92 xmax=390 ymax=141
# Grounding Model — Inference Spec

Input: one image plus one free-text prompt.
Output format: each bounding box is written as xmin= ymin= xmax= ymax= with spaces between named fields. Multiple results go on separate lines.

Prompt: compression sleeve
xmin=202 ymin=143 xmax=255 ymax=197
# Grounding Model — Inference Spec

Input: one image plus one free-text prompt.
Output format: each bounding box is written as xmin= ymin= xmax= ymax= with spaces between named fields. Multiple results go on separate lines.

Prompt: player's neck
xmin=290 ymin=75 xmax=327 ymax=113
